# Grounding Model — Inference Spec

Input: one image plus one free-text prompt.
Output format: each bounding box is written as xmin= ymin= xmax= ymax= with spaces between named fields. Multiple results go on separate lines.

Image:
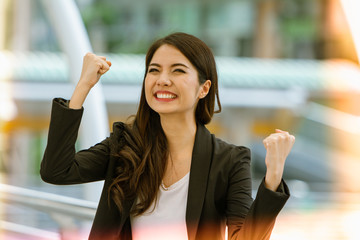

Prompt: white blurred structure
xmin=40 ymin=0 xmax=108 ymax=202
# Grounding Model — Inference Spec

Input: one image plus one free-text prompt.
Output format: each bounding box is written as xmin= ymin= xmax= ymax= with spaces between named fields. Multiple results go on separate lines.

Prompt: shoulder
xmin=210 ymin=136 xmax=251 ymax=176
xmin=207 ymin=136 xmax=252 ymax=192
xmin=213 ymin=136 xmax=251 ymax=162
xmin=108 ymin=121 xmax=129 ymax=152
xmin=110 ymin=121 xmax=127 ymax=139
xmin=112 ymin=121 xmax=126 ymax=133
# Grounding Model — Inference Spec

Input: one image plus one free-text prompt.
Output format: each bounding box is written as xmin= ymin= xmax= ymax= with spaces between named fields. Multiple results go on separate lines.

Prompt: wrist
xmin=76 ymin=80 xmax=93 ymax=91
xmin=265 ymin=171 xmax=282 ymax=191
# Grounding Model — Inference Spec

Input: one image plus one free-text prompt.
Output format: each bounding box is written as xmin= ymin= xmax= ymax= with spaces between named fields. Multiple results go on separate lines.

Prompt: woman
xmin=41 ymin=32 xmax=295 ymax=240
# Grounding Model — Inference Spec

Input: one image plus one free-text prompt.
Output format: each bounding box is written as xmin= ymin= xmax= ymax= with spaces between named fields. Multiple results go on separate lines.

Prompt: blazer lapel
xmin=186 ymin=123 xmax=214 ymax=240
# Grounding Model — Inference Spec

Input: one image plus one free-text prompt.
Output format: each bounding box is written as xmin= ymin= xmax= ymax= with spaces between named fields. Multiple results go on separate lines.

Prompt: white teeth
xmin=157 ymin=93 xmax=176 ymax=99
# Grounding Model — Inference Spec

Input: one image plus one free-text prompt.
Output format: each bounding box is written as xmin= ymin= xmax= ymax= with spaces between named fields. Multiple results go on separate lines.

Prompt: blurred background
xmin=1 ymin=0 xmax=360 ymax=239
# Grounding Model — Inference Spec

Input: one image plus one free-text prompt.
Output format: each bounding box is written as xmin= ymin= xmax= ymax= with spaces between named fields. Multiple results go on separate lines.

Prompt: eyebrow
xmin=149 ymin=63 xmax=189 ymax=68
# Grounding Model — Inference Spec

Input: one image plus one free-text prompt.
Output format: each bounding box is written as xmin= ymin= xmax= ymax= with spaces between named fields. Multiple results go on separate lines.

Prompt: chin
xmin=148 ymin=104 xmax=172 ymax=114
xmin=153 ymin=109 xmax=177 ymax=115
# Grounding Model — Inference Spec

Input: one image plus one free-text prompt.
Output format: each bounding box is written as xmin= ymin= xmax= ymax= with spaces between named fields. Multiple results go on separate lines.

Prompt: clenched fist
xmin=79 ymin=53 xmax=112 ymax=89
xmin=69 ymin=53 xmax=112 ymax=109
xmin=263 ymin=129 xmax=295 ymax=191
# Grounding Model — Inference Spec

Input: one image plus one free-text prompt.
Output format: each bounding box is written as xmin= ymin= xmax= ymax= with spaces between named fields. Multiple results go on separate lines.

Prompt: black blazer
xmin=41 ymin=98 xmax=290 ymax=240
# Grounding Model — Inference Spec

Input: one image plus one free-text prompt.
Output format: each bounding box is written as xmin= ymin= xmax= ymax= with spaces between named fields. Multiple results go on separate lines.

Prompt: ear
xmin=199 ymin=80 xmax=211 ymax=99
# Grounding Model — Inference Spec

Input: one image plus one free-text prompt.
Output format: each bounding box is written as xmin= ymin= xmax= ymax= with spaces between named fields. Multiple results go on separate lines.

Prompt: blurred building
xmin=1 ymin=0 xmax=358 ymax=59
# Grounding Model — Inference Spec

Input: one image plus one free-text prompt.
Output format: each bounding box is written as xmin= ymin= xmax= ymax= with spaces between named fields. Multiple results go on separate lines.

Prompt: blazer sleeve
xmin=226 ymin=147 xmax=290 ymax=240
xmin=40 ymin=98 xmax=111 ymax=185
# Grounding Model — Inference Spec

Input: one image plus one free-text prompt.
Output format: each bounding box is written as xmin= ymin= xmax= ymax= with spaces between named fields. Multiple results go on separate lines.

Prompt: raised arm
xmin=227 ymin=130 xmax=294 ymax=240
xmin=40 ymin=53 xmax=113 ymax=184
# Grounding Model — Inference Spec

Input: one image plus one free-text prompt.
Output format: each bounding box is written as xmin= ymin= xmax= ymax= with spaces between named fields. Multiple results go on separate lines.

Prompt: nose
xmin=156 ymin=72 xmax=171 ymax=86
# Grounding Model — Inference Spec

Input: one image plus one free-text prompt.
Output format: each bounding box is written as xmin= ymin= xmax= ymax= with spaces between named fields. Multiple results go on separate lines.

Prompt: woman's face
xmin=145 ymin=44 xmax=210 ymax=119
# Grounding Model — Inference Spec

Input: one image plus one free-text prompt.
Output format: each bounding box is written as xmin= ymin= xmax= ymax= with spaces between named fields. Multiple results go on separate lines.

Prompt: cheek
xmin=144 ymin=77 xmax=152 ymax=101
xmin=187 ymin=78 xmax=201 ymax=97
xmin=144 ymin=76 xmax=152 ymax=91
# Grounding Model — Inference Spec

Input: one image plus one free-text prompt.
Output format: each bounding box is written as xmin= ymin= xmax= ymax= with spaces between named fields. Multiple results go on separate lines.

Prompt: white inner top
xmin=130 ymin=172 xmax=190 ymax=240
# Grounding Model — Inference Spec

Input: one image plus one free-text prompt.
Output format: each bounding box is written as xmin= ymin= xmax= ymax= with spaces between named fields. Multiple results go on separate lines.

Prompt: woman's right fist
xmin=78 ymin=53 xmax=112 ymax=89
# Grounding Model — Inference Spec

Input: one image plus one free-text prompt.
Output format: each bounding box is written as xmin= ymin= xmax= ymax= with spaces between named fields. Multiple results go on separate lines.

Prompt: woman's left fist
xmin=263 ymin=129 xmax=295 ymax=191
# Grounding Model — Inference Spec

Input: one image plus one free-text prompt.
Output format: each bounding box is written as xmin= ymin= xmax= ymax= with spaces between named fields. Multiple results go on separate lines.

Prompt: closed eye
xmin=148 ymin=68 xmax=159 ymax=73
xmin=174 ymin=68 xmax=186 ymax=73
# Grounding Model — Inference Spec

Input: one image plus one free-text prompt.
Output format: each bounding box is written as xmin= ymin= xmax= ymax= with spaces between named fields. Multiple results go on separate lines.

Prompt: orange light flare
xmin=338 ymin=0 xmax=360 ymax=192
xmin=330 ymin=2 xmax=360 ymax=240
xmin=341 ymin=0 xmax=360 ymax=63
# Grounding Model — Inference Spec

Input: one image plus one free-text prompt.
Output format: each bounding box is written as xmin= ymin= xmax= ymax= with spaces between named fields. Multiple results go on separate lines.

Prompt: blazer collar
xmin=186 ymin=123 xmax=214 ymax=240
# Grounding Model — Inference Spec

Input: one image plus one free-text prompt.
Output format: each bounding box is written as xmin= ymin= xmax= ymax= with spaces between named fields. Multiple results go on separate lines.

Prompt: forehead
xmin=150 ymin=44 xmax=192 ymax=66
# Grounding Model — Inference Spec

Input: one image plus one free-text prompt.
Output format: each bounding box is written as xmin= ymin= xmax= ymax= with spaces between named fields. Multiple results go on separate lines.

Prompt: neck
xmin=160 ymin=114 xmax=197 ymax=158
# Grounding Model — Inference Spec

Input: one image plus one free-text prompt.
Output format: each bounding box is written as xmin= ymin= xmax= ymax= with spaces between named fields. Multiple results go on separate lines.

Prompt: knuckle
xmin=273 ymin=135 xmax=281 ymax=141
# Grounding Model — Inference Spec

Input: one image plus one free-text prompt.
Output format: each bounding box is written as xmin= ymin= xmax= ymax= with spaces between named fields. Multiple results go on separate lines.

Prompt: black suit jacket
xmin=41 ymin=98 xmax=290 ymax=240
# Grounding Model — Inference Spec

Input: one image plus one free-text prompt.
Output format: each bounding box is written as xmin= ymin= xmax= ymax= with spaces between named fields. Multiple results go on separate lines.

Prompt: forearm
xmin=69 ymin=82 xmax=92 ymax=109
xmin=229 ymin=179 xmax=290 ymax=240
xmin=40 ymin=99 xmax=83 ymax=184
xmin=41 ymin=98 xmax=111 ymax=184
xmin=40 ymin=98 xmax=84 ymax=183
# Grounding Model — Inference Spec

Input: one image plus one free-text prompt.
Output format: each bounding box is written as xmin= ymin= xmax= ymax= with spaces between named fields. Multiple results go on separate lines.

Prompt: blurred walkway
xmin=272 ymin=192 xmax=360 ymax=240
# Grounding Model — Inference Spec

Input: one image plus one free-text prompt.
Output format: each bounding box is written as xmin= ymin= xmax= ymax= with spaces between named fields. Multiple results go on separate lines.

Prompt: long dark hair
xmin=109 ymin=32 xmax=221 ymax=216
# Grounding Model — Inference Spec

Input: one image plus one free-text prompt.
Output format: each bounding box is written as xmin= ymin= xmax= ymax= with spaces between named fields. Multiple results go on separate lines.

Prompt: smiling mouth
xmin=155 ymin=93 xmax=177 ymax=99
